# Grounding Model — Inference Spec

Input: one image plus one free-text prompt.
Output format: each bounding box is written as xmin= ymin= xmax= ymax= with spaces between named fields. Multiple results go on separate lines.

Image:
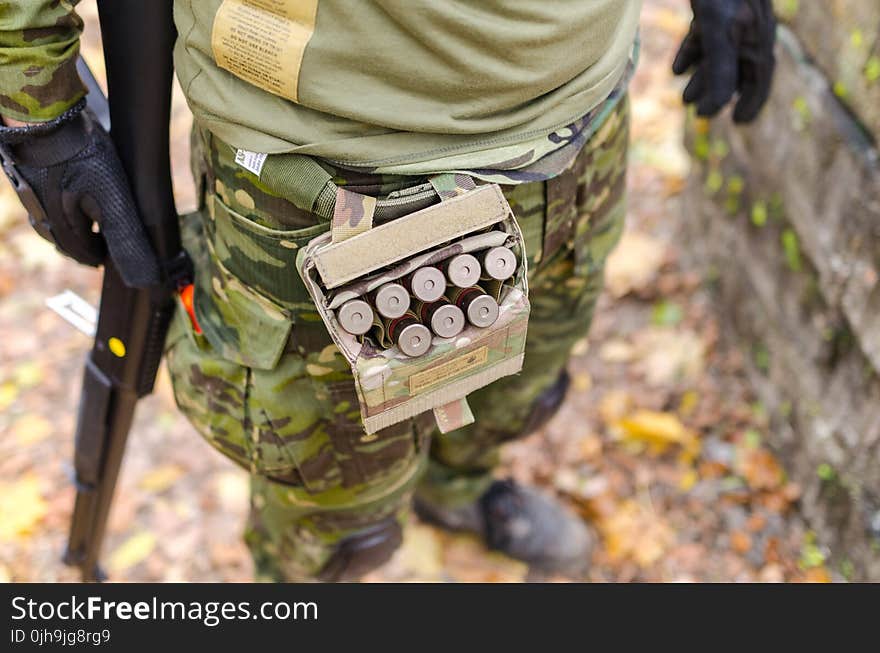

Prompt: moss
xmin=779 ymin=400 xmax=792 ymax=418
xmin=850 ymin=29 xmax=864 ymax=49
xmin=799 ymin=531 xmax=827 ymax=569
xmin=651 ymin=300 xmax=683 ymax=327
xmin=791 ymin=96 xmax=812 ymax=131
xmin=774 ymin=0 xmax=799 ymax=22
xmin=839 ymin=559 xmax=855 ymax=581
xmin=693 ymin=133 xmax=711 ymax=161
xmin=753 ymin=342 xmax=770 ymax=374
xmin=781 ymin=229 xmax=803 ymax=273
xmin=768 ymin=193 xmax=786 ymax=223
xmin=705 ymin=169 xmax=724 ymax=195
xmin=865 ymin=56 xmax=880 ymax=85
xmin=751 ymin=200 xmax=768 ymax=227
xmin=817 ymin=462 xmax=836 ymax=482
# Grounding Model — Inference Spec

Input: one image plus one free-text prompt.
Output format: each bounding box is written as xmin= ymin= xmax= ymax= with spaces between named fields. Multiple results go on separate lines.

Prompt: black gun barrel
xmin=63 ymin=0 xmax=179 ymax=582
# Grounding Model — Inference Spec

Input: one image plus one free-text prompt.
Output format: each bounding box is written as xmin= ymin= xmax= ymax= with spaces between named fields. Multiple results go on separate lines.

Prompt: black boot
xmin=414 ymin=479 xmax=592 ymax=575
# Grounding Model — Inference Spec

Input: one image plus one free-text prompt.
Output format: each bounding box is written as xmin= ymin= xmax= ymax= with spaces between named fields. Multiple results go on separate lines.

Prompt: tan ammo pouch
xmin=297 ymin=175 xmax=530 ymax=434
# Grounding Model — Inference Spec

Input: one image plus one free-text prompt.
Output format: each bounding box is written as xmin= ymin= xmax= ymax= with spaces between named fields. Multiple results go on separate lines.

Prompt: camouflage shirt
xmin=0 ymin=1 xmax=85 ymax=123
xmin=0 ymin=0 xmax=637 ymax=181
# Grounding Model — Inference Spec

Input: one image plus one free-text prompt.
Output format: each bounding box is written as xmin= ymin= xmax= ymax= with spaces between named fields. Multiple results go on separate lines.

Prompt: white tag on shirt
xmin=234 ymin=149 xmax=268 ymax=177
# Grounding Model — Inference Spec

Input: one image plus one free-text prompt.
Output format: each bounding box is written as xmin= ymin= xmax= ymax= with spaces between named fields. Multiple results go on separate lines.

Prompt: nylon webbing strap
xmin=331 ymin=187 xmax=376 ymax=243
xmin=429 ymin=172 xmax=477 ymax=201
xmin=259 ymin=153 xmax=337 ymax=221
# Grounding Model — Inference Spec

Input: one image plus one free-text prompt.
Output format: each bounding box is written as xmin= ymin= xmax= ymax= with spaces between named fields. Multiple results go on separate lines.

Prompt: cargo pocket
xmin=165 ymin=307 xmax=254 ymax=472
xmin=194 ymin=239 xmax=293 ymax=370
xmin=206 ymin=193 xmax=328 ymax=309
xmin=167 ymin=202 xmax=348 ymax=492
xmin=167 ymin=309 xmax=347 ymax=492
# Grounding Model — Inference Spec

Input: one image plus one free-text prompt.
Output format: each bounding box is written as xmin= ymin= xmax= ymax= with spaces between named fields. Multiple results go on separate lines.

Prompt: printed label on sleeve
xmin=211 ymin=0 xmax=318 ymax=103
xmin=235 ymin=149 xmax=268 ymax=176
xmin=409 ymin=346 xmax=489 ymax=395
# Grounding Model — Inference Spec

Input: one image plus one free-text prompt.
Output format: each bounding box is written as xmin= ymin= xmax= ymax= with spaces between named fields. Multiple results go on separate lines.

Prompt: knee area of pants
xmin=317 ymin=516 xmax=403 ymax=582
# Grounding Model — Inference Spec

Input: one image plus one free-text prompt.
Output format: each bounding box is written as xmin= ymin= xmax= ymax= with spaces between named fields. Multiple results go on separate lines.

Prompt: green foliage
xmin=753 ymin=343 xmax=770 ymax=374
xmin=751 ymin=200 xmax=768 ymax=227
xmin=816 ymin=463 xmax=836 ymax=482
xmin=744 ymin=429 xmax=762 ymax=449
xmin=651 ymin=300 xmax=683 ymax=327
xmin=705 ymin=170 xmax=724 ymax=194
xmin=865 ymin=56 xmax=880 ymax=85
xmin=791 ymin=96 xmax=811 ymax=131
xmin=781 ymin=229 xmax=802 ymax=272
xmin=839 ymin=559 xmax=855 ymax=581
xmin=774 ymin=0 xmax=799 ymax=21
xmin=799 ymin=532 xmax=827 ymax=569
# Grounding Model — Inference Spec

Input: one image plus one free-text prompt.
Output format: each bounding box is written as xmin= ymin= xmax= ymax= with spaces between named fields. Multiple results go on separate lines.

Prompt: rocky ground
xmin=0 ymin=0 xmax=834 ymax=583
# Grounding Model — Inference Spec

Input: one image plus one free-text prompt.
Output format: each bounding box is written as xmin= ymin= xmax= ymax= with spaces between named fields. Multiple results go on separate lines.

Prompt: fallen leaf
xmin=599 ymin=339 xmax=636 ymax=363
xmin=678 ymin=390 xmax=700 ymax=418
xmin=443 ymin=534 xmax=528 ymax=583
xmin=604 ymin=230 xmax=666 ymax=298
xmin=0 ymin=475 xmax=48 ymax=541
xmin=14 ymin=361 xmax=45 ymax=388
xmin=599 ymin=500 xmax=674 ymax=568
xmin=802 ymin=567 xmax=832 ymax=583
xmin=554 ymin=468 xmax=608 ymax=501
xmin=0 ymin=381 xmax=18 ymax=412
xmin=758 ymin=564 xmax=785 ymax=583
xmin=12 ymin=414 xmax=53 ymax=446
xmin=572 ymin=372 xmax=592 ymax=393
xmin=598 ymin=390 xmax=635 ymax=426
xmin=138 ymin=464 xmax=185 ymax=493
xmin=570 ymin=338 xmax=590 ymax=357
xmin=579 ymin=434 xmax=603 ymax=461
xmin=390 ymin=523 xmax=444 ymax=581
xmin=737 ymin=448 xmax=785 ymax=491
xmin=612 ymin=410 xmax=701 ymax=458
xmin=730 ymin=531 xmax=752 ymax=554
xmin=678 ymin=468 xmax=698 ymax=491
xmin=214 ymin=471 xmax=249 ymax=513
xmin=108 ymin=532 xmax=157 ymax=573
xmin=632 ymin=327 xmax=706 ymax=387
xmin=747 ymin=513 xmax=767 ymax=533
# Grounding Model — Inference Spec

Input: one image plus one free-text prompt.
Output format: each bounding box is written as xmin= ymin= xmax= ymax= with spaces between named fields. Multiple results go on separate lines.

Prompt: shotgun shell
xmin=481 ymin=246 xmax=517 ymax=281
xmin=404 ymin=266 xmax=447 ymax=303
xmin=336 ymin=299 xmax=374 ymax=336
xmin=441 ymin=253 xmax=481 ymax=288
xmin=449 ymin=286 xmax=500 ymax=328
xmin=386 ymin=311 xmax=432 ymax=357
xmin=370 ymin=282 xmax=410 ymax=319
xmin=415 ymin=298 xmax=465 ymax=338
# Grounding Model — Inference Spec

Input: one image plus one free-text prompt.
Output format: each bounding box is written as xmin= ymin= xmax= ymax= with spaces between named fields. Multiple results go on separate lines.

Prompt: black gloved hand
xmin=0 ymin=100 xmax=160 ymax=287
xmin=672 ymin=0 xmax=777 ymax=123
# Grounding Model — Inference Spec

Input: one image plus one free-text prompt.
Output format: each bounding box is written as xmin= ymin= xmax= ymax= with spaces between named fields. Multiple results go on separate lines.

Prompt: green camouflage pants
xmin=165 ymin=98 xmax=629 ymax=581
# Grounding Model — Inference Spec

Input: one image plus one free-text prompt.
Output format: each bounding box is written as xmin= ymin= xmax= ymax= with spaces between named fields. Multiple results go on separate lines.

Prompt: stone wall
xmin=682 ymin=5 xmax=880 ymax=580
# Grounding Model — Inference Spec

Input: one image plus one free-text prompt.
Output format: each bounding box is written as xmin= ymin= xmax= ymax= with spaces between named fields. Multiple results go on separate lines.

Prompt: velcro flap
xmin=433 ymin=398 xmax=475 ymax=434
xmin=313 ymin=184 xmax=509 ymax=289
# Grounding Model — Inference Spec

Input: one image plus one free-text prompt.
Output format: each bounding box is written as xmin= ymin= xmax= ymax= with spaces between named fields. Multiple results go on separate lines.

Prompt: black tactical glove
xmin=672 ymin=0 xmax=777 ymax=123
xmin=0 ymin=100 xmax=160 ymax=287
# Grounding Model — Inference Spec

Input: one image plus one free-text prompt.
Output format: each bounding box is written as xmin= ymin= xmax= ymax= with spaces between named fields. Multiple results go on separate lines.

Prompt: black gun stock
xmin=63 ymin=0 xmax=183 ymax=582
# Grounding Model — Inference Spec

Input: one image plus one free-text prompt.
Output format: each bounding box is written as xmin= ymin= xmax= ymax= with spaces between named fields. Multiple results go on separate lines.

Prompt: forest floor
xmin=0 ymin=0 xmax=834 ymax=582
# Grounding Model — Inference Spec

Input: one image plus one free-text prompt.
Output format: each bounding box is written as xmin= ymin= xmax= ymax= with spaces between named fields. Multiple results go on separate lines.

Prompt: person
xmin=0 ymin=0 xmax=776 ymax=581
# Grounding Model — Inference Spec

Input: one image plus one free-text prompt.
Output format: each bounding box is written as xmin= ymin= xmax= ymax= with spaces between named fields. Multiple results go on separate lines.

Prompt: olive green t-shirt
xmin=174 ymin=0 xmax=642 ymax=170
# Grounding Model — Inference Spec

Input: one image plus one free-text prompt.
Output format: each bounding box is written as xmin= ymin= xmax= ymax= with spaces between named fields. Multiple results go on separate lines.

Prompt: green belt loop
xmin=260 ymin=153 xmax=338 ymax=221
xmin=428 ymin=172 xmax=477 ymax=201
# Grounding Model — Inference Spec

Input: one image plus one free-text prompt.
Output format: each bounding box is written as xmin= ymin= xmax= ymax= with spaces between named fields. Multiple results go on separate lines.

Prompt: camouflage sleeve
xmin=0 ymin=1 xmax=86 ymax=123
